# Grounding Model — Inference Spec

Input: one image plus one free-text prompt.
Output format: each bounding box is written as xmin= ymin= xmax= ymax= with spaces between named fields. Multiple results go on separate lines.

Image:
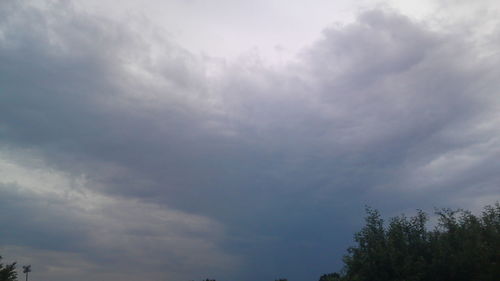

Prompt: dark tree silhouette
xmin=0 ymin=256 xmax=17 ymax=281
xmin=329 ymin=202 xmax=500 ymax=281
xmin=319 ymin=272 xmax=341 ymax=281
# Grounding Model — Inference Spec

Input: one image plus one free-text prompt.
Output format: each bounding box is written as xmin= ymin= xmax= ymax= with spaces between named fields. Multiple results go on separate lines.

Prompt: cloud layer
xmin=1 ymin=1 xmax=499 ymax=281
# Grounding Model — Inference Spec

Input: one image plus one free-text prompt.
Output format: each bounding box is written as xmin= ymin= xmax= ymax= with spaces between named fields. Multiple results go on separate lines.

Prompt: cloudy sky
xmin=1 ymin=0 xmax=499 ymax=280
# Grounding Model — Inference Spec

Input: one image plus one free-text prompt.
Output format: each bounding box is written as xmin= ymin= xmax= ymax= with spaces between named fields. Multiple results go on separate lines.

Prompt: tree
xmin=0 ymin=256 xmax=17 ymax=281
xmin=334 ymin=202 xmax=500 ymax=281
xmin=343 ymin=207 xmax=390 ymax=281
xmin=319 ymin=272 xmax=342 ymax=281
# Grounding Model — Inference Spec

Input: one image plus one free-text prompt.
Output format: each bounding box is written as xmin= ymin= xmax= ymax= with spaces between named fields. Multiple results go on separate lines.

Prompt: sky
xmin=0 ymin=0 xmax=499 ymax=281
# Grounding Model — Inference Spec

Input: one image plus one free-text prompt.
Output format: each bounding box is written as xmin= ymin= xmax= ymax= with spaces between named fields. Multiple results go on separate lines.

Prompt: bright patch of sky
xmin=73 ymin=0 xmax=441 ymax=64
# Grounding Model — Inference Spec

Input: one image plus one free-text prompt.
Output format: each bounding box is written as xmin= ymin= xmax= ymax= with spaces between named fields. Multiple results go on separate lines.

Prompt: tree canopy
xmin=325 ymin=202 xmax=500 ymax=281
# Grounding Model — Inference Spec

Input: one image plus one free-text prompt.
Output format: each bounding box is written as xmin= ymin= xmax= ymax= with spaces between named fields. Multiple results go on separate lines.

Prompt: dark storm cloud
xmin=1 ymin=1 xmax=499 ymax=281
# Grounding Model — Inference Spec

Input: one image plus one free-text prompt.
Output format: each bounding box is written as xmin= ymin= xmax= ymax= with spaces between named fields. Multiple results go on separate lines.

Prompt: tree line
xmin=325 ymin=202 xmax=499 ymax=281
xmin=2 ymin=203 xmax=499 ymax=281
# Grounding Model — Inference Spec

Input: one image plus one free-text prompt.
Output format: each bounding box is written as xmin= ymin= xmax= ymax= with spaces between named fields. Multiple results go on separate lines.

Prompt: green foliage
xmin=0 ymin=256 xmax=17 ymax=281
xmin=331 ymin=202 xmax=500 ymax=281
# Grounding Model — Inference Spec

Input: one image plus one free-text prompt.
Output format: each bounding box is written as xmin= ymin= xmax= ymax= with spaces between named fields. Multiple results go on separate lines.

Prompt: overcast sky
xmin=1 ymin=1 xmax=499 ymax=281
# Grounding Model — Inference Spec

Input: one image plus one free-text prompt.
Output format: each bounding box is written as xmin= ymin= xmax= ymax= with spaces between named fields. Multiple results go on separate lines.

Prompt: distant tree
xmin=275 ymin=278 xmax=287 ymax=281
xmin=319 ymin=272 xmax=342 ymax=281
xmin=0 ymin=255 xmax=17 ymax=281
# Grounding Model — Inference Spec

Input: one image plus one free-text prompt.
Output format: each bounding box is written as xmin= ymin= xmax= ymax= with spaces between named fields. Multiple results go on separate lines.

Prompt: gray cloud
xmin=1 ymin=1 xmax=499 ymax=281
xmin=0 ymin=151 xmax=238 ymax=281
